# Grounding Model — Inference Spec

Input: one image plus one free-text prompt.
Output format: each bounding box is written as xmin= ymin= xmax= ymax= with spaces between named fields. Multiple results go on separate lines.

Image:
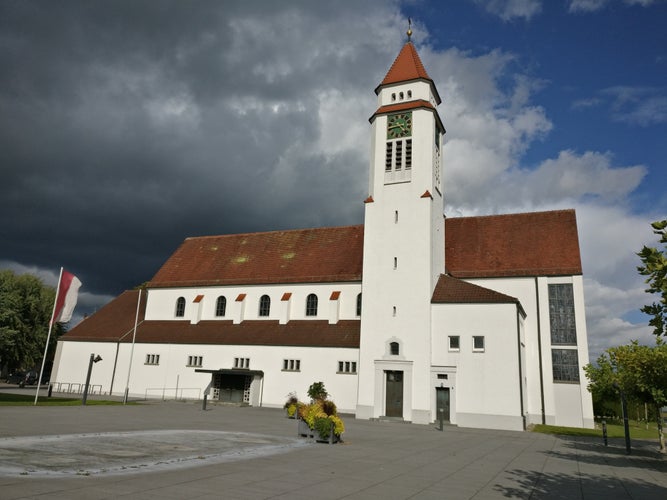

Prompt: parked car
xmin=6 ymin=371 xmax=38 ymax=386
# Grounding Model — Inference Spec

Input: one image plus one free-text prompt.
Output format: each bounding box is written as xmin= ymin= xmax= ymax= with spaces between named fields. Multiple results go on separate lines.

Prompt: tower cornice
xmin=369 ymin=99 xmax=445 ymax=134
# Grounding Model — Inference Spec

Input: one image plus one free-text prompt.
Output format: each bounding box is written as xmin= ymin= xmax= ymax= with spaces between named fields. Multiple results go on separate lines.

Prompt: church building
xmin=52 ymin=35 xmax=594 ymax=431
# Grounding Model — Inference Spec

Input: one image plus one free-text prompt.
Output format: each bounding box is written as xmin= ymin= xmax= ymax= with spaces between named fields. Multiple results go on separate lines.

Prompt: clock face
xmin=387 ymin=112 xmax=412 ymax=139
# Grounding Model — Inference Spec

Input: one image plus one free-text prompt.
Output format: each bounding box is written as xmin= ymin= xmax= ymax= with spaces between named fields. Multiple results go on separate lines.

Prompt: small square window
xmin=282 ymin=359 xmax=300 ymax=372
xmin=390 ymin=342 xmax=400 ymax=355
xmin=337 ymin=360 xmax=357 ymax=374
xmin=234 ymin=357 xmax=250 ymax=369
xmin=473 ymin=336 xmax=485 ymax=352
xmin=448 ymin=336 xmax=460 ymax=351
xmin=187 ymin=355 xmax=203 ymax=367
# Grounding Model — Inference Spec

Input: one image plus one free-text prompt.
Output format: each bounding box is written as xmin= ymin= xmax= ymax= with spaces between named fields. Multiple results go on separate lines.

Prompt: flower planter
xmin=314 ymin=420 xmax=341 ymax=444
xmin=315 ymin=430 xmax=341 ymax=444
xmin=297 ymin=418 xmax=314 ymax=438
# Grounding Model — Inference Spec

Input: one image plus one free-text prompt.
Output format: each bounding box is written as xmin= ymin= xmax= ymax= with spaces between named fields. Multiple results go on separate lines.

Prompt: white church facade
xmin=52 ymin=39 xmax=594 ymax=431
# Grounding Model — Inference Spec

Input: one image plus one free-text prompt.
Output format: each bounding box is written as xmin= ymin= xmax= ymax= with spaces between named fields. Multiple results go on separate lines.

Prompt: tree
xmin=0 ymin=270 xmax=64 ymax=376
xmin=585 ymin=341 xmax=667 ymax=453
xmin=637 ymin=219 xmax=667 ymax=337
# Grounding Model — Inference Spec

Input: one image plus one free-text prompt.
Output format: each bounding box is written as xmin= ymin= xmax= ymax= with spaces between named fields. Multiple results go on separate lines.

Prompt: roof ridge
xmin=446 ymin=208 xmax=575 ymax=221
xmin=184 ymin=223 xmax=364 ymax=241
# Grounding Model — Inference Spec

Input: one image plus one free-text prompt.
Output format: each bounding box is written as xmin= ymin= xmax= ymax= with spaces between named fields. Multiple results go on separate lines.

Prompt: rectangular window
xmin=234 ymin=357 xmax=250 ymax=369
xmin=405 ymin=139 xmax=412 ymax=169
xmin=145 ymin=354 xmax=160 ymax=365
xmin=473 ymin=336 xmax=485 ymax=352
xmin=282 ymin=359 xmax=301 ymax=372
xmin=448 ymin=336 xmax=460 ymax=351
xmin=548 ymin=284 xmax=577 ymax=345
xmin=187 ymin=355 xmax=203 ymax=367
xmin=395 ymin=140 xmax=403 ymax=170
xmin=552 ymin=348 xmax=580 ymax=383
xmin=337 ymin=361 xmax=357 ymax=374
xmin=385 ymin=142 xmax=393 ymax=171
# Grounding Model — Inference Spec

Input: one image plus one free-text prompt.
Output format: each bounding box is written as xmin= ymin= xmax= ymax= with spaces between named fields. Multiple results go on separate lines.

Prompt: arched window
xmin=306 ymin=293 xmax=318 ymax=316
xmin=391 ymin=93 xmax=396 ymax=102
xmin=259 ymin=295 xmax=271 ymax=317
xmin=390 ymin=342 xmax=400 ymax=355
xmin=399 ymin=91 xmax=404 ymax=100
xmin=175 ymin=297 xmax=186 ymax=317
xmin=407 ymin=90 xmax=412 ymax=98
xmin=356 ymin=293 xmax=362 ymax=316
xmin=215 ymin=296 xmax=227 ymax=317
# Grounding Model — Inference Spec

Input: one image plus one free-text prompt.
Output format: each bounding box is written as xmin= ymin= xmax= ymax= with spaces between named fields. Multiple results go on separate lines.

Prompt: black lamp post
xmin=614 ymin=382 xmax=631 ymax=455
xmin=82 ymin=354 xmax=102 ymax=405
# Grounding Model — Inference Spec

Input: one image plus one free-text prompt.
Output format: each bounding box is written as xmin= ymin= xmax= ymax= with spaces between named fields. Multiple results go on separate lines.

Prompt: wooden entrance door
xmin=436 ymin=387 xmax=450 ymax=422
xmin=385 ymin=370 xmax=404 ymax=417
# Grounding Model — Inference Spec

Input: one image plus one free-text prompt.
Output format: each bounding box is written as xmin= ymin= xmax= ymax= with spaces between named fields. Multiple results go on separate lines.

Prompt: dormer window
xmin=306 ymin=293 xmax=318 ymax=316
xmin=215 ymin=296 xmax=227 ymax=317
xmin=259 ymin=295 xmax=271 ymax=317
xmin=175 ymin=297 xmax=185 ymax=317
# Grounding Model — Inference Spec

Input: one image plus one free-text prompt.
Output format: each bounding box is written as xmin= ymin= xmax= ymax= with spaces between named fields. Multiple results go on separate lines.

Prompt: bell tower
xmin=356 ymin=28 xmax=446 ymax=424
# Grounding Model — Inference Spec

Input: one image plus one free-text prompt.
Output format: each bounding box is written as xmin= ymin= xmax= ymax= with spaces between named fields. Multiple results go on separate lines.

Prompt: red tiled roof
xmin=149 ymin=210 xmax=581 ymax=288
xmin=61 ymin=290 xmax=147 ymax=343
xmin=149 ymin=225 xmax=364 ymax=288
xmin=369 ymin=100 xmax=445 ymax=133
xmin=375 ymin=42 xmax=441 ymax=104
xmin=63 ymin=295 xmax=360 ymax=349
xmin=431 ymin=274 xmax=519 ymax=304
xmin=373 ymin=100 xmax=434 ymax=115
xmin=445 ymin=209 xmax=582 ymax=278
xmin=63 ymin=211 xmax=580 ymax=344
xmin=379 ymin=42 xmax=432 ymax=87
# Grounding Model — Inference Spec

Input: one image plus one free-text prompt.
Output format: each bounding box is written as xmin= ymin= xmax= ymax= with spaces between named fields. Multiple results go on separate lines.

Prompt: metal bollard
xmin=602 ymin=420 xmax=607 ymax=446
xmin=202 ymin=394 xmax=207 ymax=411
xmin=48 ymin=383 xmax=53 ymax=398
xmin=439 ymin=408 xmax=444 ymax=431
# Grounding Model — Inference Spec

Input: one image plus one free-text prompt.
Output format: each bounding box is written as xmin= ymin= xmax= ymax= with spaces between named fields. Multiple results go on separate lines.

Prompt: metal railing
xmin=50 ymin=382 xmax=102 ymax=395
xmin=144 ymin=387 xmax=201 ymax=401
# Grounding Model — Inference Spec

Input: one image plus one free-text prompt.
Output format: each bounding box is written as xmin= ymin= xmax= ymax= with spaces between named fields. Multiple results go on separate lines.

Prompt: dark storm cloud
xmin=0 ymin=0 xmax=403 ymax=302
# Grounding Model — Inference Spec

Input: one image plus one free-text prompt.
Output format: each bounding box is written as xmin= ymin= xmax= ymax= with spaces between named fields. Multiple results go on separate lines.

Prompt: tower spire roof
xmin=378 ymin=41 xmax=432 ymax=88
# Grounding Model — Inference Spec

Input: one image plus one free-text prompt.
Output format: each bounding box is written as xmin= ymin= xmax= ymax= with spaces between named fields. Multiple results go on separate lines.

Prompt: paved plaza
xmin=0 ymin=390 xmax=665 ymax=499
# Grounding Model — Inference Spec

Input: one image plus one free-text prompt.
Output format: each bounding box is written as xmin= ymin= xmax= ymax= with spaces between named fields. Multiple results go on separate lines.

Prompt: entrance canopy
xmin=195 ymin=369 xmax=264 ymax=377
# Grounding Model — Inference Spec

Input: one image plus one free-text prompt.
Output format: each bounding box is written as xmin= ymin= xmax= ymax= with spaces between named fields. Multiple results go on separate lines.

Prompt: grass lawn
xmin=0 ymin=392 xmax=131 ymax=406
xmin=533 ymin=421 xmax=662 ymax=440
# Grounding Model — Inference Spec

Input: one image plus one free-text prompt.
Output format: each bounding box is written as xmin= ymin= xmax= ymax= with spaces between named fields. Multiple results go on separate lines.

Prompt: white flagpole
xmin=123 ymin=289 xmax=142 ymax=404
xmin=34 ymin=267 xmax=63 ymax=405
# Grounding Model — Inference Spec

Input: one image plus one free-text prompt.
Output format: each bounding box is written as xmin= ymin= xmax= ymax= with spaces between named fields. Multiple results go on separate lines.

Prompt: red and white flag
xmin=52 ymin=270 xmax=82 ymax=324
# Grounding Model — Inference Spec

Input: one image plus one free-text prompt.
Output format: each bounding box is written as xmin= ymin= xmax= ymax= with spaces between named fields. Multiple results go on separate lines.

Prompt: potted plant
xmin=298 ymin=383 xmax=344 ymax=444
xmin=283 ymin=392 xmax=299 ymax=419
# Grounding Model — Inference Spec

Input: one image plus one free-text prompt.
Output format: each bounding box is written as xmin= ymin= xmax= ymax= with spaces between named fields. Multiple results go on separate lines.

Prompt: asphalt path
xmin=0 ymin=385 xmax=665 ymax=499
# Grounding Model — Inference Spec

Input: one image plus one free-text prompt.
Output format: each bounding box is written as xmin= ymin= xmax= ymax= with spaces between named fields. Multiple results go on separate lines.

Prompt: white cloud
xmin=415 ymin=42 xmax=656 ymax=361
xmin=569 ymin=0 xmax=610 ymax=11
xmin=569 ymin=0 xmax=660 ymax=12
xmin=603 ymin=86 xmax=667 ymax=126
xmin=471 ymin=0 xmax=542 ymax=20
xmin=571 ymin=97 xmax=602 ymax=109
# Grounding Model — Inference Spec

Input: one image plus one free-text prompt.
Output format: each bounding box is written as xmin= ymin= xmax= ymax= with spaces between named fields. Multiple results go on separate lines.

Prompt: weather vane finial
xmin=407 ymin=18 xmax=412 ymax=42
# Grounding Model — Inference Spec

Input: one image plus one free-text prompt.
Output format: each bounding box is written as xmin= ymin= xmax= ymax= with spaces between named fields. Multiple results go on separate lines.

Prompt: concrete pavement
xmin=0 ymin=389 xmax=665 ymax=499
